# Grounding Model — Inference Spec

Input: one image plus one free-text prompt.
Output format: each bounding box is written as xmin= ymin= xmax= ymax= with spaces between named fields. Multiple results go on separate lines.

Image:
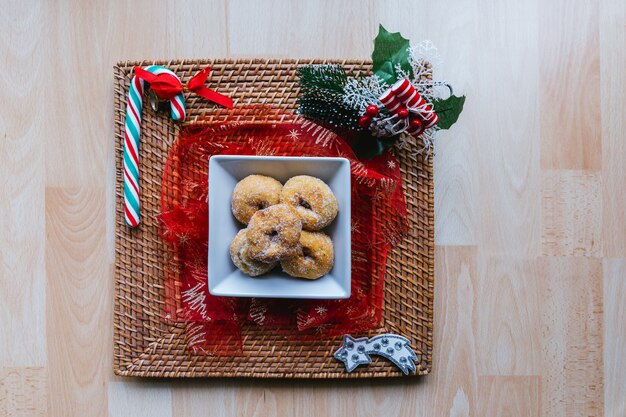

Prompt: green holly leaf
xmin=372 ymin=25 xmax=412 ymax=85
xmin=432 ymin=95 xmax=466 ymax=130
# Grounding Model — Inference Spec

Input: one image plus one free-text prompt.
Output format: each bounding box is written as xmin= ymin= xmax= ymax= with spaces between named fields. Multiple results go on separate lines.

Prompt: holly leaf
xmin=372 ymin=25 xmax=412 ymax=85
xmin=432 ymin=95 xmax=466 ymax=130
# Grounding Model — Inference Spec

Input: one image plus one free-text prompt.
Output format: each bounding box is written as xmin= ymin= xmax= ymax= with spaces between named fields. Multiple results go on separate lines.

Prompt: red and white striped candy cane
xmin=391 ymin=78 xmax=438 ymax=129
xmin=379 ymin=88 xmax=405 ymax=115
xmin=376 ymin=87 xmax=411 ymax=136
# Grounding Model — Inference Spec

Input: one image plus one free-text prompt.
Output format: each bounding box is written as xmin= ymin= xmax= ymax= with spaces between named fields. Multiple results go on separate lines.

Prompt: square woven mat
xmin=113 ymin=59 xmax=434 ymax=378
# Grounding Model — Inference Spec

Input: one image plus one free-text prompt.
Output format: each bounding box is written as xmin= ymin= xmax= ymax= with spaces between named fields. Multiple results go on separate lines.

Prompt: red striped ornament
xmin=391 ymin=78 xmax=439 ymax=129
xmin=379 ymin=88 xmax=405 ymax=116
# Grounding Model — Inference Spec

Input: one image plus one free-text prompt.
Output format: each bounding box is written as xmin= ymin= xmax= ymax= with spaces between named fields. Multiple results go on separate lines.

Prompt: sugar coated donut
xmin=280 ymin=175 xmax=338 ymax=231
xmin=281 ymin=231 xmax=334 ymax=279
xmin=230 ymin=229 xmax=276 ymax=276
xmin=246 ymin=204 xmax=303 ymax=263
xmin=231 ymin=175 xmax=283 ymax=225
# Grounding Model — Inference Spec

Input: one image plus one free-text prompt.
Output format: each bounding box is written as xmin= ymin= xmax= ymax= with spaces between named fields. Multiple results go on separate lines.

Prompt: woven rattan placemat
xmin=113 ymin=59 xmax=434 ymax=378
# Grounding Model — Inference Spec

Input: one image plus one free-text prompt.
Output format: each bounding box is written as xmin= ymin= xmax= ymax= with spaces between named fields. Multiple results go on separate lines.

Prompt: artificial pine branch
xmin=297 ymin=65 xmax=361 ymax=130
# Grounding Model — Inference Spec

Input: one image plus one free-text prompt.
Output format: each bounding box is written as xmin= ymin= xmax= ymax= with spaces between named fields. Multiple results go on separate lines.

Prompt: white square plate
xmin=208 ymin=155 xmax=351 ymax=299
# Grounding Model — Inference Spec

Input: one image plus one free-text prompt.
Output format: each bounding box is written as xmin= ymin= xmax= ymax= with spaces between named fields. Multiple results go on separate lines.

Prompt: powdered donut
xmin=280 ymin=175 xmax=338 ymax=231
xmin=281 ymin=231 xmax=334 ymax=279
xmin=229 ymin=229 xmax=276 ymax=276
xmin=231 ymin=175 xmax=283 ymax=225
xmin=246 ymin=204 xmax=303 ymax=263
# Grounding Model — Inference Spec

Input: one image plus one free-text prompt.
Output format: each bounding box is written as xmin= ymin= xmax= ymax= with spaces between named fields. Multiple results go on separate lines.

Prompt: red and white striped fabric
xmin=379 ymin=88 xmax=405 ymax=116
xmin=391 ymin=78 xmax=438 ymax=129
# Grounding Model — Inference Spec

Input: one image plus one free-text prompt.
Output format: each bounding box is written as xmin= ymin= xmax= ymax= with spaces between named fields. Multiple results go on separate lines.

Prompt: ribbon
xmin=134 ymin=66 xmax=233 ymax=109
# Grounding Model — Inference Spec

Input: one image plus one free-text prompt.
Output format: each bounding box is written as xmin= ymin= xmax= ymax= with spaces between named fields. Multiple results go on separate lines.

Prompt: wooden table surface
xmin=1 ymin=0 xmax=624 ymax=416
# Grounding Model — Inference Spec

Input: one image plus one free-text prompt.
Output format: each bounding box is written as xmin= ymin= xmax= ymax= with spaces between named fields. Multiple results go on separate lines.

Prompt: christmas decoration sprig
xmin=297 ymin=25 xmax=465 ymax=159
xmin=297 ymin=65 xmax=360 ymax=130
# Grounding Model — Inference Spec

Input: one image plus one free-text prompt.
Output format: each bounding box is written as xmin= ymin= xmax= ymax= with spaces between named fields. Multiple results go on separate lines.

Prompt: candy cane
xmin=123 ymin=65 xmax=186 ymax=227
xmin=379 ymin=88 xmax=404 ymax=115
xmin=376 ymin=86 xmax=410 ymax=136
xmin=391 ymin=78 xmax=438 ymax=129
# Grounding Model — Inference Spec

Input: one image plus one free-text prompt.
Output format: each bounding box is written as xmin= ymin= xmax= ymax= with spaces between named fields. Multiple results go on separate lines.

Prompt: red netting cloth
xmin=159 ymin=106 xmax=408 ymax=355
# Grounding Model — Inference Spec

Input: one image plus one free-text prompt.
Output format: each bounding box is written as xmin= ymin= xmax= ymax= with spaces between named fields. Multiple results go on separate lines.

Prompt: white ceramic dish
xmin=208 ymin=155 xmax=351 ymax=299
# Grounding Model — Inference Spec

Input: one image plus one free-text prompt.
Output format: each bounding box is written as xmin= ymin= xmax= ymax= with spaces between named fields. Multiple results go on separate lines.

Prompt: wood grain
xmin=171 ymin=385 xmax=216 ymax=417
xmin=108 ymin=381 xmax=172 ymax=417
xmin=603 ymin=259 xmax=626 ymax=417
xmin=228 ymin=0 xmax=371 ymax=58
xmin=600 ymin=0 xmax=626 ymax=257
xmin=0 ymin=0 xmax=47 ymax=368
xmin=434 ymin=135 xmax=476 ymax=246
xmin=0 ymin=0 xmax=623 ymax=415
xmin=45 ymin=188 xmax=111 ymax=417
xmin=541 ymin=257 xmax=604 ymax=417
xmin=0 ymin=368 xmax=46 ymax=417
xmin=476 ymin=257 xmax=541 ymax=375
xmin=478 ymin=376 xmax=541 ymax=417
xmin=172 ymin=380 xmax=359 ymax=417
xmin=425 ymin=246 xmax=479 ymax=416
xmin=472 ymin=0 xmax=542 ymax=257
xmin=539 ymin=0 xmax=601 ymax=170
xmin=542 ymin=171 xmax=602 ymax=257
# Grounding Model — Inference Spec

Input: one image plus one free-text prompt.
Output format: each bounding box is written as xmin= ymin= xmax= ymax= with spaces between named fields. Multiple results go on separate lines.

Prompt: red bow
xmin=134 ymin=66 xmax=233 ymax=109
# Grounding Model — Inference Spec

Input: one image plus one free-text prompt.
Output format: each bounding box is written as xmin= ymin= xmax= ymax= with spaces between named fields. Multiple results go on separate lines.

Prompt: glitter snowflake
xmin=251 ymin=139 xmax=278 ymax=156
xmin=178 ymin=232 xmax=190 ymax=245
xmin=315 ymin=305 xmax=328 ymax=316
xmin=351 ymin=219 xmax=360 ymax=234
xmin=314 ymin=324 xmax=331 ymax=335
xmin=288 ymin=129 xmax=300 ymax=140
xmin=342 ymin=75 xmax=388 ymax=113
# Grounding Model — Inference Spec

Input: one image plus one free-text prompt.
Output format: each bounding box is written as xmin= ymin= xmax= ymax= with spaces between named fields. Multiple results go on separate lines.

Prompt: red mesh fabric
xmin=159 ymin=106 xmax=408 ymax=355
